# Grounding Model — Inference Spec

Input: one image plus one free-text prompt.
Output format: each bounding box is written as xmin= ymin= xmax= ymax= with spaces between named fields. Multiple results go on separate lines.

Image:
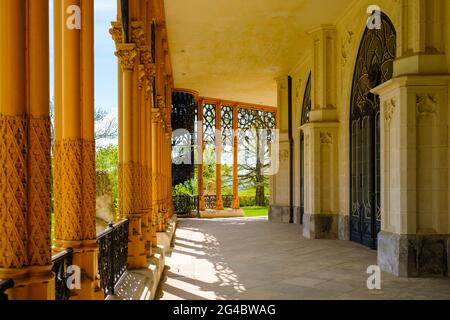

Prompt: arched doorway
xmin=349 ymin=14 xmax=396 ymax=249
xmin=300 ymin=73 xmax=312 ymax=225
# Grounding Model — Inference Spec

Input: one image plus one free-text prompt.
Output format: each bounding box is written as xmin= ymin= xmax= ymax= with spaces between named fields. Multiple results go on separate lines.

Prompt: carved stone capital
xmin=115 ymin=44 xmax=137 ymax=72
xmin=109 ymin=21 xmax=123 ymax=46
xmin=130 ymin=21 xmax=145 ymax=47
xmin=157 ymin=96 xmax=165 ymax=109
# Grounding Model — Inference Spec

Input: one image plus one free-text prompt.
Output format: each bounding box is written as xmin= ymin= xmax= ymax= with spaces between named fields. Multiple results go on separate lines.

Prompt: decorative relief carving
xmin=138 ymin=65 xmax=146 ymax=89
xmin=341 ymin=30 xmax=354 ymax=67
xmin=151 ymin=109 xmax=161 ymax=123
xmin=157 ymin=96 xmax=165 ymax=110
xmin=109 ymin=21 xmax=123 ymax=46
xmin=130 ymin=21 xmax=145 ymax=47
xmin=0 ymin=114 xmax=28 ymax=268
xmin=28 ymin=116 xmax=52 ymax=266
xmin=320 ymin=132 xmax=332 ymax=145
xmin=55 ymin=140 xmax=83 ymax=242
xmin=384 ymin=98 xmax=396 ymax=123
xmin=82 ymin=140 xmax=96 ymax=240
xmin=417 ymin=94 xmax=437 ymax=117
xmin=115 ymin=44 xmax=137 ymax=72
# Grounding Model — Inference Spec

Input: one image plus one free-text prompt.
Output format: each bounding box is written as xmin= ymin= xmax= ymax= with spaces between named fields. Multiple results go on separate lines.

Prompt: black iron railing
xmin=173 ymin=195 xmax=197 ymax=215
xmin=97 ymin=219 xmax=129 ymax=296
xmin=52 ymin=248 xmax=74 ymax=301
xmin=0 ymin=279 xmax=14 ymax=301
xmin=204 ymin=195 xmax=216 ymax=209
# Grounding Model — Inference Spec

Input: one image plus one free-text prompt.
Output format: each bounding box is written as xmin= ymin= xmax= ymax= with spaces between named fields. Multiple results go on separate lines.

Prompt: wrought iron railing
xmin=97 ymin=219 xmax=129 ymax=296
xmin=173 ymin=195 xmax=197 ymax=215
xmin=223 ymin=195 xmax=233 ymax=208
xmin=0 ymin=279 xmax=14 ymax=301
xmin=204 ymin=195 xmax=216 ymax=209
xmin=52 ymin=248 xmax=74 ymax=301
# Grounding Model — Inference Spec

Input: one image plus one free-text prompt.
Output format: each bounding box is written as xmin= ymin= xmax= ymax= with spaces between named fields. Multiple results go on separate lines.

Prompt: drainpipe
xmin=288 ymin=76 xmax=294 ymax=224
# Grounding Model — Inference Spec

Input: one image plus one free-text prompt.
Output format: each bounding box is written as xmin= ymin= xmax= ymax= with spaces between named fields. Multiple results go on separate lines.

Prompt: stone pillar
xmin=269 ymin=77 xmax=291 ymax=222
xmin=232 ymin=105 xmax=240 ymax=209
xmin=215 ymin=103 xmax=225 ymax=210
xmin=373 ymin=0 xmax=450 ymax=277
xmin=151 ymin=107 xmax=161 ymax=234
xmin=301 ymin=26 xmax=341 ymax=239
xmin=53 ymin=0 xmax=103 ymax=299
xmin=0 ymin=0 xmax=55 ymax=300
xmin=115 ymin=43 xmax=147 ymax=269
xmin=197 ymin=99 xmax=206 ymax=211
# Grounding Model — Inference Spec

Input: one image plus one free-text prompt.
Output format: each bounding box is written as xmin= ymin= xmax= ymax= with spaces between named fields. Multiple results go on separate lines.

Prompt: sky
xmin=49 ymin=0 xmax=118 ymax=114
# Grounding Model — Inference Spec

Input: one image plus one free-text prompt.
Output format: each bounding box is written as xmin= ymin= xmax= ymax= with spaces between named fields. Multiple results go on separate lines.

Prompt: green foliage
xmin=96 ymin=144 xmax=119 ymax=209
xmin=173 ymin=178 xmax=198 ymax=196
xmin=242 ymin=206 xmax=269 ymax=217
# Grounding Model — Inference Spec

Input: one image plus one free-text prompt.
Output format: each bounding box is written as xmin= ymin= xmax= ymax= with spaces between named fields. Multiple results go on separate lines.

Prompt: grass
xmin=242 ymin=206 xmax=268 ymax=217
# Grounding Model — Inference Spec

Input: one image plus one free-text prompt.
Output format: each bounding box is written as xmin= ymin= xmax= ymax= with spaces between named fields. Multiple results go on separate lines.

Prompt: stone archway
xmin=349 ymin=13 xmax=396 ymax=249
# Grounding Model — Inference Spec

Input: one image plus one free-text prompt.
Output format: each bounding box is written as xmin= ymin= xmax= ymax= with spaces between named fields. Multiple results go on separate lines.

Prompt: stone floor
xmin=157 ymin=217 xmax=450 ymax=300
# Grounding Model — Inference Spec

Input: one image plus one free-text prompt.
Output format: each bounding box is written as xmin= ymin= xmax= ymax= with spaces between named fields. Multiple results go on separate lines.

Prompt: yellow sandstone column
xmin=197 ymin=99 xmax=206 ymax=211
xmin=232 ymin=105 xmax=240 ymax=209
xmin=115 ymin=43 xmax=147 ymax=269
xmin=151 ymin=106 xmax=162 ymax=233
xmin=215 ymin=103 xmax=224 ymax=210
xmin=0 ymin=0 xmax=55 ymax=300
xmin=53 ymin=0 xmax=102 ymax=300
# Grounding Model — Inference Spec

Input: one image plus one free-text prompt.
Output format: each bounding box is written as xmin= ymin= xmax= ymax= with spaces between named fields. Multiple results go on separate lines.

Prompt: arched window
xmin=349 ymin=14 xmax=396 ymax=249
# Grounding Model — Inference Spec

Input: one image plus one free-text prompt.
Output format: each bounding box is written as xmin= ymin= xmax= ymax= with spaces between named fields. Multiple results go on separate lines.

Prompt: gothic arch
xmin=349 ymin=13 xmax=396 ymax=249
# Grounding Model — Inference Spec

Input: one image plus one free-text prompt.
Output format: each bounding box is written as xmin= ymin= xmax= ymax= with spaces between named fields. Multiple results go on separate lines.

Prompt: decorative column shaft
xmin=232 ymin=105 xmax=240 ymax=209
xmin=215 ymin=103 xmax=224 ymax=210
xmin=53 ymin=0 xmax=102 ymax=299
xmin=151 ymin=107 xmax=161 ymax=235
xmin=302 ymin=26 xmax=340 ymax=240
xmin=0 ymin=0 xmax=54 ymax=300
xmin=115 ymin=42 xmax=147 ymax=269
xmin=197 ymin=100 xmax=206 ymax=211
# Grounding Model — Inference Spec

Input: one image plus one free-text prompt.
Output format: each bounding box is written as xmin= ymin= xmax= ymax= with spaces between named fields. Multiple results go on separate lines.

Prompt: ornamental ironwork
xmin=97 ymin=219 xmax=129 ymax=296
xmin=349 ymin=13 xmax=396 ymax=249
xmin=203 ymin=104 xmax=216 ymax=144
xmin=51 ymin=248 xmax=74 ymax=301
xmin=172 ymin=92 xmax=196 ymax=186
xmin=221 ymin=106 xmax=233 ymax=147
xmin=301 ymin=73 xmax=312 ymax=125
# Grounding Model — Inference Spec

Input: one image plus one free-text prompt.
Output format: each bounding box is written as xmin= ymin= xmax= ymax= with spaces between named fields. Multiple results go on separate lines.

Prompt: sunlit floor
xmin=157 ymin=217 xmax=450 ymax=300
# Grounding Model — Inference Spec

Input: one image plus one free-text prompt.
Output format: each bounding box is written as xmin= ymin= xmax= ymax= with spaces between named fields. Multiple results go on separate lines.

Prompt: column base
xmin=302 ymin=213 xmax=339 ymax=239
xmin=0 ymin=265 xmax=55 ymax=300
xmin=378 ymin=231 xmax=450 ymax=278
xmin=269 ymin=205 xmax=302 ymax=224
xmin=127 ymin=215 xmax=148 ymax=270
xmin=338 ymin=215 xmax=350 ymax=241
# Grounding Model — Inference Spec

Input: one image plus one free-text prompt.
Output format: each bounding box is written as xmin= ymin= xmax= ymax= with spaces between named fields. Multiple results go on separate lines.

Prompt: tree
xmin=238 ymin=129 xmax=270 ymax=206
xmin=96 ymin=144 xmax=119 ymax=209
xmin=49 ymin=99 xmax=118 ymax=145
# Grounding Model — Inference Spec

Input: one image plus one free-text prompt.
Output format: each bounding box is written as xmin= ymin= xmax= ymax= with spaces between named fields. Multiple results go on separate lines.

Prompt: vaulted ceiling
xmin=164 ymin=0 xmax=354 ymax=106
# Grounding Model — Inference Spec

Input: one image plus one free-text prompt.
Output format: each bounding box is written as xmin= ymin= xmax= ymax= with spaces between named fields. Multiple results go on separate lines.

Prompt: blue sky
xmin=49 ymin=0 xmax=118 ymax=114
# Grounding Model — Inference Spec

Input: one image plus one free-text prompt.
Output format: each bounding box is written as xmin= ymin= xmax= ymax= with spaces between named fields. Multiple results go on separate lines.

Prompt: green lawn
xmin=242 ymin=206 xmax=268 ymax=217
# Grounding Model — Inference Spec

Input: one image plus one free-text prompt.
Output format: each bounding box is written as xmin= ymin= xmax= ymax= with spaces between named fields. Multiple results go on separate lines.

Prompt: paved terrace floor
xmin=157 ymin=217 xmax=450 ymax=300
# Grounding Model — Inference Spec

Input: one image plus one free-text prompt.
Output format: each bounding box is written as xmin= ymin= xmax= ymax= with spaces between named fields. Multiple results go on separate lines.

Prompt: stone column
xmin=53 ymin=0 xmax=103 ymax=299
xmin=197 ymin=99 xmax=206 ymax=211
xmin=151 ymin=107 xmax=161 ymax=234
xmin=115 ymin=43 xmax=147 ymax=269
xmin=373 ymin=0 xmax=450 ymax=277
xmin=232 ymin=105 xmax=240 ymax=209
xmin=301 ymin=26 xmax=341 ymax=240
xmin=215 ymin=103 xmax=225 ymax=210
xmin=0 ymin=0 xmax=55 ymax=300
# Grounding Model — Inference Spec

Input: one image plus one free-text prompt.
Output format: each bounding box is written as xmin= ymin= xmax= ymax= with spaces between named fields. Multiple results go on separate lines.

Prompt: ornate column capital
xmin=115 ymin=43 xmax=137 ymax=72
xmin=109 ymin=21 xmax=123 ymax=47
xmin=130 ymin=21 xmax=145 ymax=47
xmin=157 ymin=95 xmax=165 ymax=109
xmin=151 ymin=109 xmax=161 ymax=123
